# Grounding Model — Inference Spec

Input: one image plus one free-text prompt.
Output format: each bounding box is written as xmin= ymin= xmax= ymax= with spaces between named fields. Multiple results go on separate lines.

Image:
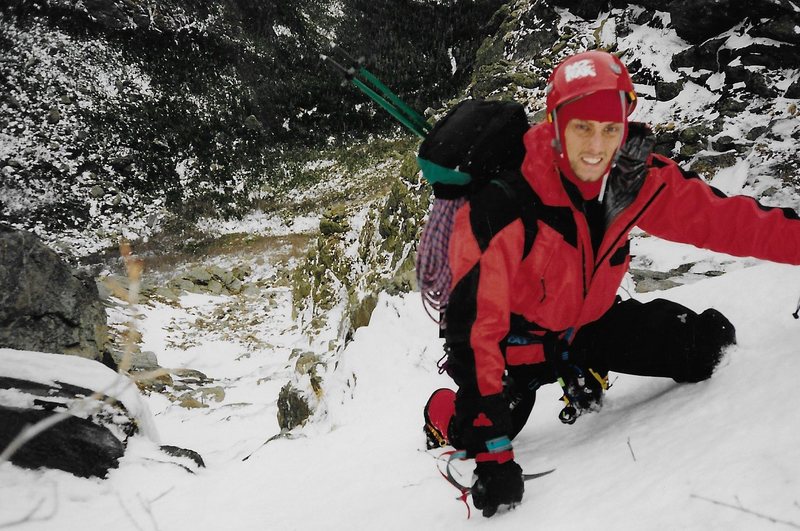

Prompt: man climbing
xmin=422 ymin=50 xmax=800 ymax=517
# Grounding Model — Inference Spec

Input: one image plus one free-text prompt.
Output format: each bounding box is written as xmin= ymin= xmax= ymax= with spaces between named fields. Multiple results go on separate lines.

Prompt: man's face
xmin=563 ymin=119 xmax=624 ymax=182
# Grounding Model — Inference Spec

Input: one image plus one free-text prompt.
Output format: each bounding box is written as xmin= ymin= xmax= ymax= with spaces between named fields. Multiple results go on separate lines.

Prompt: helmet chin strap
xmin=598 ymin=171 xmax=610 ymax=202
xmin=551 ymin=111 xmax=563 ymax=154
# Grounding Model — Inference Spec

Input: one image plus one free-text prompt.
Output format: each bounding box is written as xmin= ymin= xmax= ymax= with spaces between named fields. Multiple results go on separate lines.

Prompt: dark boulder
xmin=667 ymin=0 xmax=745 ymax=44
xmin=0 ymin=405 xmax=125 ymax=478
xmin=671 ymin=38 xmax=726 ymax=72
xmin=549 ymin=0 xmax=609 ymax=21
xmin=668 ymin=0 xmax=797 ymax=45
xmin=0 ymin=225 xmax=108 ymax=361
xmin=653 ymin=129 xmax=679 ymax=158
xmin=734 ymin=43 xmax=799 ymax=70
xmin=655 ymin=80 xmax=685 ymax=101
xmin=746 ymin=126 xmax=768 ymax=140
xmin=751 ymin=15 xmax=800 ymax=45
xmin=724 ymin=66 xmax=778 ymax=98
xmin=786 ymin=79 xmax=800 ymax=99
xmin=716 ymin=96 xmax=748 ymax=116
xmin=711 ymin=135 xmax=736 ymax=152
xmin=0 ymin=352 xmax=205 ymax=478
xmin=277 ymin=383 xmax=311 ymax=431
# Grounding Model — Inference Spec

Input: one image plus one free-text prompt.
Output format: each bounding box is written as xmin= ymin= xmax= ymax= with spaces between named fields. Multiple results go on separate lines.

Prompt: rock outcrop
xmin=0 ymin=401 xmax=125 ymax=478
xmin=0 ymin=0 xmax=503 ymax=250
xmin=0 ymin=225 xmax=108 ymax=361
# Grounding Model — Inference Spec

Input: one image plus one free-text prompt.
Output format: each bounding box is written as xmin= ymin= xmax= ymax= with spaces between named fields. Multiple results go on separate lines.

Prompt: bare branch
xmin=0 ymin=483 xmax=58 ymax=529
xmin=0 ymin=497 xmax=46 ymax=529
xmin=129 ymin=368 xmax=171 ymax=383
xmin=115 ymin=492 xmax=146 ymax=531
xmin=626 ymin=436 xmax=637 ymax=462
xmin=147 ymin=487 xmax=176 ymax=504
xmin=0 ymin=410 xmax=72 ymax=464
xmin=691 ymin=494 xmax=800 ymax=529
xmin=241 ymin=430 xmax=301 ymax=461
xmin=137 ymin=492 xmax=162 ymax=531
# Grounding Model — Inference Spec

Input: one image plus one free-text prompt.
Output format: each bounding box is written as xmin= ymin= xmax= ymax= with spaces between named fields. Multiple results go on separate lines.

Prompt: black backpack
xmin=415 ymin=99 xmax=538 ymax=324
xmin=417 ymin=99 xmax=530 ymax=198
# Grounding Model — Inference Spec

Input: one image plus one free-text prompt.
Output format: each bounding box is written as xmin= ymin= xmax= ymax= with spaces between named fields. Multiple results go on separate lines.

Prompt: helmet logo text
xmin=564 ymin=59 xmax=596 ymax=82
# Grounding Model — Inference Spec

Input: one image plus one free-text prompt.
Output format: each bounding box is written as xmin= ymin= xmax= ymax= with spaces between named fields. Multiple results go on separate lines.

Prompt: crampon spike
xmin=436 ymin=450 xmax=472 ymax=518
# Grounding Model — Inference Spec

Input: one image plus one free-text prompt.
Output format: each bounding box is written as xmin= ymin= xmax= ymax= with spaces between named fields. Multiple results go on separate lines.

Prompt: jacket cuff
xmin=475 ymin=449 xmax=515 ymax=464
xmin=475 ymin=436 xmax=514 ymax=463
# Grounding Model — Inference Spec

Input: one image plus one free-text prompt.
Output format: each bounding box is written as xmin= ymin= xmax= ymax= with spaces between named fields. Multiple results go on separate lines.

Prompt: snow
xmin=2 ymin=255 xmax=800 ymax=529
xmin=705 ymin=72 xmax=726 ymax=92
xmin=630 ymin=231 xmax=757 ymax=276
xmin=598 ymin=16 xmax=617 ymax=49
xmin=2 ymin=4 xmax=800 ymax=529
xmin=618 ymin=15 xmax=687 ymax=85
xmin=636 ymin=81 xmax=720 ymax=129
xmin=0 ymin=349 xmax=159 ymax=442
xmin=273 ymin=25 xmax=292 ymax=37
xmin=724 ymin=32 xmax=785 ymax=51
xmin=709 ymin=159 xmax=750 ymax=195
xmin=448 ymin=47 xmax=457 ymax=75
xmin=195 ymin=209 xmax=319 ymax=237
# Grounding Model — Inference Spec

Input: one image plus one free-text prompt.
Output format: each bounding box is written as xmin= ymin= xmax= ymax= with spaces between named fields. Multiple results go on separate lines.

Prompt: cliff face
xmin=468 ymin=1 xmax=799 ymax=202
xmin=0 ymin=0 xmax=502 ymax=254
xmin=1 ymin=1 xmax=798 ymax=261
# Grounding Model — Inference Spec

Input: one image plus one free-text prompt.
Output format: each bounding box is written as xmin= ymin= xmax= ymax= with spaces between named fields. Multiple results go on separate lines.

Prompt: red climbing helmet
xmin=545 ymin=50 xmax=637 ymax=120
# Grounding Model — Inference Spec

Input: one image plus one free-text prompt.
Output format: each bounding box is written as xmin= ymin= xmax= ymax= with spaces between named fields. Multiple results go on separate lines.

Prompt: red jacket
xmin=446 ymin=121 xmax=800 ymax=397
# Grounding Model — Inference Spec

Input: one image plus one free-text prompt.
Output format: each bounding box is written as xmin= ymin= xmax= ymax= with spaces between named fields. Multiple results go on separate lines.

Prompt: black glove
xmin=472 ymin=459 xmax=524 ymax=517
xmin=605 ymin=122 xmax=656 ymax=225
xmin=615 ymin=122 xmax=655 ymax=178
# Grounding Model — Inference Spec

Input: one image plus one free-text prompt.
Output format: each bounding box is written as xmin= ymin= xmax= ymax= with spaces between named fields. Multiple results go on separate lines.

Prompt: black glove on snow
xmin=472 ymin=460 xmax=524 ymax=518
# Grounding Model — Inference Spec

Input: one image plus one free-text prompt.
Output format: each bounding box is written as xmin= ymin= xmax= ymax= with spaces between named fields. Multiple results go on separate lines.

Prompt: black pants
xmin=503 ymin=297 xmax=737 ymax=439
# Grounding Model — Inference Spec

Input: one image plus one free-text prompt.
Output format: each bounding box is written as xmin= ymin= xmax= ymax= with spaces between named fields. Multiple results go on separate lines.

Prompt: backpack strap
xmin=489 ymin=172 xmax=540 ymax=259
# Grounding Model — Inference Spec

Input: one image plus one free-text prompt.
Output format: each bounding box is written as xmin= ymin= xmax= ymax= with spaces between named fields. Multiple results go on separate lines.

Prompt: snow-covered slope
xmin=2 ymin=2 xmax=800 ymax=529
xmin=2 ymin=258 xmax=799 ymax=530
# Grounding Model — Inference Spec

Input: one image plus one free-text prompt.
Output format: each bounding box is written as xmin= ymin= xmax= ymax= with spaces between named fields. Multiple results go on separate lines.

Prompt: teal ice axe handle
xmin=356 ymin=66 xmax=431 ymax=135
xmin=349 ymin=77 xmax=428 ymax=139
xmin=322 ymin=45 xmax=431 ymax=139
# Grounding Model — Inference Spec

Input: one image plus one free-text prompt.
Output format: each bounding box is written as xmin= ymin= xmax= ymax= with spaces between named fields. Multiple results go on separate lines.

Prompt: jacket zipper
xmin=571 ymin=197 xmax=595 ymax=299
xmin=594 ymin=183 xmax=667 ymax=273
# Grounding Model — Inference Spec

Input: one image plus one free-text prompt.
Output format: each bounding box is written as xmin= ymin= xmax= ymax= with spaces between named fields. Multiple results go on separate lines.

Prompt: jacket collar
xmin=522 ymin=122 xmax=577 ymax=208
